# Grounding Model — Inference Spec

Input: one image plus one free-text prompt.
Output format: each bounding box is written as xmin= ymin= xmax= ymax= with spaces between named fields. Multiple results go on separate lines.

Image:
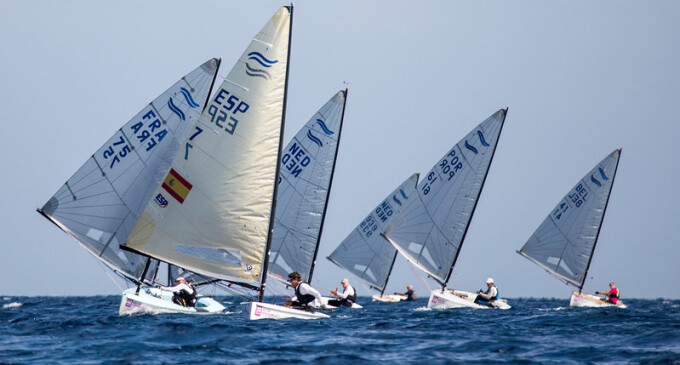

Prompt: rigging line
xmin=408 ymin=261 xmax=432 ymax=292
xmin=99 ymin=261 xmax=125 ymax=292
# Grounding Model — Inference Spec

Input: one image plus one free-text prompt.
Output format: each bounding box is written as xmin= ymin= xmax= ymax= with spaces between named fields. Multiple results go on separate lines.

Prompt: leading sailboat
xmin=119 ymin=6 xmax=313 ymax=318
xmin=38 ymin=58 xmax=223 ymax=314
xmin=384 ymin=109 xmax=511 ymax=309
xmin=517 ymin=149 xmax=625 ymax=308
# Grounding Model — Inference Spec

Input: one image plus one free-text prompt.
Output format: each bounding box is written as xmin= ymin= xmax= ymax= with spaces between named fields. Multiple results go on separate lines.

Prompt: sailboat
xmin=38 ymin=58 xmax=224 ymax=314
xmin=517 ymin=149 xmax=625 ymax=308
xmin=384 ymin=109 xmax=511 ymax=310
xmin=327 ymin=174 xmax=420 ymax=303
xmin=266 ymin=90 xmax=359 ymax=310
xmin=118 ymin=6 xmax=328 ymax=320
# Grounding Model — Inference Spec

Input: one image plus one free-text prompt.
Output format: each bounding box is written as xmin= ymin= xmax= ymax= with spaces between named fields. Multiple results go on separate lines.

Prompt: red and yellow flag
xmin=162 ymin=168 xmax=192 ymax=204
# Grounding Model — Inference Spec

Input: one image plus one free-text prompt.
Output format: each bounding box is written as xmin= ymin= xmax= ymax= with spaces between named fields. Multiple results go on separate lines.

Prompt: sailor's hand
xmin=331 ymin=290 xmax=338 ymax=295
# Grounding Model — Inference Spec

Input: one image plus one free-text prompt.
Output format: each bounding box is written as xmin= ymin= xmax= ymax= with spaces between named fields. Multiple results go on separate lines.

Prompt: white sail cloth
xmin=328 ymin=174 xmax=420 ymax=291
xmin=269 ymin=90 xmax=347 ymax=283
xmin=518 ymin=149 xmax=621 ymax=288
xmin=386 ymin=109 xmax=507 ymax=285
xmin=39 ymin=59 xmax=219 ymax=280
xmin=125 ymin=7 xmax=291 ymax=285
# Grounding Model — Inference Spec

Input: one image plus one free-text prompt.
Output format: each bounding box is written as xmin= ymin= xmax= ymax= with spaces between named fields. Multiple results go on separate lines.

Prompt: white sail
xmin=124 ymin=7 xmax=292 ymax=286
xmin=328 ymin=174 xmax=420 ymax=291
xmin=386 ymin=109 xmax=507 ymax=285
xmin=268 ymin=90 xmax=347 ymax=283
xmin=518 ymin=149 xmax=621 ymax=289
xmin=39 ymin=59 xmax=220 ymax=280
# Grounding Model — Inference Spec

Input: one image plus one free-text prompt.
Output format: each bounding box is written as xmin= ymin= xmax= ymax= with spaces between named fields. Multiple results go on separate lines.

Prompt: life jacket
xmin=346 ymin=286 xmax=357 ymax=303
xmin=493 ymin=286 xmax=499 ymax=300
xmin=612 ymin=288 xmax=620 ymax=298
xmin=294 ymin=283 xmax=316 ymax=306
xmin=175 ymin=288 xmax=196 ymax=307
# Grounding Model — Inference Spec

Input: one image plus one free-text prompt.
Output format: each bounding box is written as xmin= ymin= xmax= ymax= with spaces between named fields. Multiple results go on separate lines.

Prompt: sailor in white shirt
xmin=160 ymin=276 xmax=196 ymax=307
xmin=284 ymin=271 xmax=326 ymax=310
xmin=328 ymin=278 xmax=357 ymax=307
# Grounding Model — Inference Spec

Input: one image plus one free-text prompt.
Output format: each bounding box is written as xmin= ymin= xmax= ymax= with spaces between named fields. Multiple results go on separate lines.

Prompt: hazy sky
xmin=2 ymin=1 xmax=678 ymax=299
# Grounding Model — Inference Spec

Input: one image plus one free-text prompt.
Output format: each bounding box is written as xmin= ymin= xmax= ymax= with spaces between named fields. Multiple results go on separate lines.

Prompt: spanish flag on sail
xmin=162 ymin=168 xmax=192 ymax=204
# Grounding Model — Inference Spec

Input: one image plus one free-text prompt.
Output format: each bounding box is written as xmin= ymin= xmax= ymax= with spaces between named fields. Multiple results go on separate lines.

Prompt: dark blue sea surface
xmin=1 ymin=296 xmax=679 ymax=364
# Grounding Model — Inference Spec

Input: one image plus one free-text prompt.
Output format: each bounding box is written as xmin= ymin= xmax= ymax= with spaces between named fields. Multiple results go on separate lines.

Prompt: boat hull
xmin=321 ymin=296 xmax=363 ymax=309
xmin=372 ymin=294 xmax=407 ymax=302
xmin=427 ymin=289 xmax=511 ymax=310
xmin=243 ymin=302 xmax=330 ymax=320
xmin=119 ymin=287 xmax=225 ymax=315
xmin=569 ymin=292 xmax=627 ymax=308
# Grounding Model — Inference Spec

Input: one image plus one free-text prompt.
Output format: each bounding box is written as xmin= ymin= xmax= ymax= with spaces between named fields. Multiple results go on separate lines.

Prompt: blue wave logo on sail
xmin=168 ymin=98 xmax=186 ymax=121
xmin=180 ymin=87 xmax=200 ymax=108
xmin=392 ymin=188 xmax=409 ymax=206
xmin=307 ymin=130 xmax=323 ymax=147
xmin=590 ymin=167 xmax=609 ymax=187
xmin=464 ymin=131 xmax=490 ymax=154
xmin=316 ymin=119 xmax=334 ymax=135
xmin=245 ymin=52 xmax=278 ymax=80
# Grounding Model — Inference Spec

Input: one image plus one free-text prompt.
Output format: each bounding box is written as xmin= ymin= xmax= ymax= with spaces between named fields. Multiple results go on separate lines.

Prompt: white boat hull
xmin=427 ymin=289 xmax=511 ymax=310
xmin=372 ymin=294 xmax=407 ymax=302
xmin=243 ymin=302 xmax=330 ymax=320
xmin=569 ymin=292 xmax=627 ymax=308
xmin=119 ymin=287 xmax=225 ymax=315
xmin=321 ymin=296 xmax=363 ymax=309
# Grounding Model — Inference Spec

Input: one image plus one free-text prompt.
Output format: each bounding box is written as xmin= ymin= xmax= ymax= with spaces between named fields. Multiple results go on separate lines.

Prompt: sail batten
xmin=518 ymin=149 xmax=622 ymax=291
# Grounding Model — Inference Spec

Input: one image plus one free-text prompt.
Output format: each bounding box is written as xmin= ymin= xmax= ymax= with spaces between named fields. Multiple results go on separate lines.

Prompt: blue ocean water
xmin=1 ymin=296 xmax=679 ymax=364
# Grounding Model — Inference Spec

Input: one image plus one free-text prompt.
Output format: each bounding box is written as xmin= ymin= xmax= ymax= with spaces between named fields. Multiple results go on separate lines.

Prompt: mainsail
xmin=38 ymin=59 xmax=220 ymax=280
xmin=123 ymin=7 xmax=292 ymax=293
xmin=327 ymin=174 xmax=420 ymax=293
xmin=385 ymin=109 xmax=507 ymax=287
xmin=517 ymin=149 xmax=621 ymax=291
xmin=268 ymin=90 xmax=348 ymax=283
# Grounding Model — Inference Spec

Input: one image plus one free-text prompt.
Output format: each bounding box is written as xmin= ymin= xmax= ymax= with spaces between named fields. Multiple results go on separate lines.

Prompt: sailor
xmin=394 ymin=284 xmax=417 ymax=301
xmin=284 ymin=272 xmax=326 ymax=310
xmin=474 ymin=278 xmax=498 ymax=306
xmin=328 ymin=278 xmax=357 ymax=307
xmin=596 ymin=282 xmax=620 ymax=304
xmin=160 ymin=276 xmax=196 ymax=307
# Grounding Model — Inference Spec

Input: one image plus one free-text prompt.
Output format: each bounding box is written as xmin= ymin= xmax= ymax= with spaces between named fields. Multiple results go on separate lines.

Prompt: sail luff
xmin=258 ymin=5 xmax=293 ymax=302
xmin=308 ymin=89 xmax=348 ymax=284
xmin=578 ymin=148 xmax=621 ymax=292
xmin=442 ymin=107 xmax=508 ymax=289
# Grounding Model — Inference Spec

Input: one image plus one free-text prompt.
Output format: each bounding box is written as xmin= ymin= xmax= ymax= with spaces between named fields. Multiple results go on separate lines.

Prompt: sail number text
xmin=281 ymin=142 xmax=311 ymax=178
xmin=421 ymin=147 xmax=464 ymax=196
xmin=552 ymin=183 xmax=589 ymax=220
xmin=206 ymin=89 xmax=250 ymax=135
xmin=102 ymin=109 xmax=168 ymax=170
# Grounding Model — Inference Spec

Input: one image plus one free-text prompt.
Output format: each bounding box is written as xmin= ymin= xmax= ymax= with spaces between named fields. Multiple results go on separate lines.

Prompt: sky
xmin=1 ymin=1 xmax=679 ymax=299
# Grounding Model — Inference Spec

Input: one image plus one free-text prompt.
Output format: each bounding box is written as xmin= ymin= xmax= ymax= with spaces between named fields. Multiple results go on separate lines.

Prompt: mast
xmin=308 ymin=88 xmax=348 ymax=283
xmin=380 ymin=250 xmax=399 ymax=296
xmin=258 ymin=4 xmax=293 ymax=302
xmin=442 ymin=107 xmax=508 ymax=291
xmin=578 ymin=148 xmax=621 ymax=293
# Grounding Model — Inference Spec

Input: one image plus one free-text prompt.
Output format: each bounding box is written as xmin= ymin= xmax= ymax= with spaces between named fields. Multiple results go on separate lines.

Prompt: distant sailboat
xmin=38 ymin=58 xmax=224 ymax=314
xmin=517 ymin=149 xmax=625 ymax=308
xmin=327 ymin=174 xmax=420 ymax=303
xmin=385 ymin=109 xmax=511 ymax=309
xmin=266 ymin=90 xmax=360 ymax=309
